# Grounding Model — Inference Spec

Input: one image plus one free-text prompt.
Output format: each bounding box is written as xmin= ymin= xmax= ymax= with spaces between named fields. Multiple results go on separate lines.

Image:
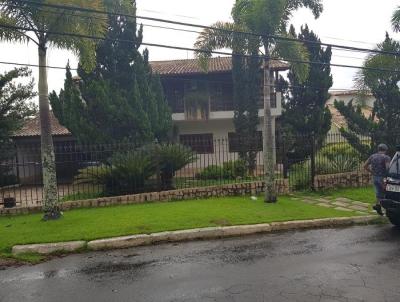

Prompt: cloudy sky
xmin=0 ymin=0 xmax=398 ymax=95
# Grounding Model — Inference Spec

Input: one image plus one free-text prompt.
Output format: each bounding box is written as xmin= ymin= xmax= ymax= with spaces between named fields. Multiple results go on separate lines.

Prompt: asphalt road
xmin=1 ymin=225 xmax=400 ymax=302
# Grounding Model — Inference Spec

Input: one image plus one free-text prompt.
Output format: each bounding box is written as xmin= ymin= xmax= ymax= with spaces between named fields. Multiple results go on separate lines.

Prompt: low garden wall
xmin=314 ymin=171 xmax=372 ymax=190
xmin=0 ymin=179 xmax=290 ymax=215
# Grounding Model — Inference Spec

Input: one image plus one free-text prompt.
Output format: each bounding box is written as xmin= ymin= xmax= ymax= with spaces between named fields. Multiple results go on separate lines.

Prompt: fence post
xmin=310 ymin=134 xmax=316 ymax=191
xmin=282 ymin=135 xmax=289 ymax=179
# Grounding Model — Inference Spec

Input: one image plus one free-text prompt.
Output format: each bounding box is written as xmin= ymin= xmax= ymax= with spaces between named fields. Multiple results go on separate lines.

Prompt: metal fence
xmin=0 ymin=132 xmax=373 ymax=208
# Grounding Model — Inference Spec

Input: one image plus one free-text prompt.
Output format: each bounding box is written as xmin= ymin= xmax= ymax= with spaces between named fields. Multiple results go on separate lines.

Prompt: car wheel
xmin=387 ymin=212 xmax=400 ymax=227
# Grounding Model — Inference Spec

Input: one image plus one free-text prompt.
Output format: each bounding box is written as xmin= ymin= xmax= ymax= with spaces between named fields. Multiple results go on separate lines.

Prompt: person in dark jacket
xmin=364 ymin=144 xmax=391 ymax=215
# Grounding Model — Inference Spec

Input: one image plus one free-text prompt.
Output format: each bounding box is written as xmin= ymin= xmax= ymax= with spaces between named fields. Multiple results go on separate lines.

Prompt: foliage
xmin=149 ymin=144 xmax=197 ymax=190
xmin=290 ymin=145 xmax=362 ymax=189
xmin=50 ymin=1 xmax=172 ymax=144
xmin=195 ymin=0 xmax=323 ymax=201
xmin=75 ymin=144 xmax=196 ymax=195
xmin=281 ymin=25 xmax=332 ymax=161
xmin=196 ymin=160 xmax=247 ymax=180
xmin=75 ymin=151 xmax=156 ymax=196
xmin=392 ymin=6 xmax=400 ymax=32
xmin=0 ymin=68 xmax=36 ymax=145
xmin=335 ymin=34 xmax=400 ymax=158
xmin=0 ymin=68 xmax=36 ymax=185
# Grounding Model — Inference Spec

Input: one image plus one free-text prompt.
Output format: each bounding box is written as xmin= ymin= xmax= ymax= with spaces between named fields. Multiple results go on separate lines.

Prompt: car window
xmin=389 ymin=153 xmax=400 ymax=176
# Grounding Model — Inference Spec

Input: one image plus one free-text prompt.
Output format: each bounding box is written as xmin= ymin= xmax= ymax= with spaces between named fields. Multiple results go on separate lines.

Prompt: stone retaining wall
xmin=0 ymin=179 xmax=290 ymax=216
xmin=314 ymin=172 xmax=372 ymax=190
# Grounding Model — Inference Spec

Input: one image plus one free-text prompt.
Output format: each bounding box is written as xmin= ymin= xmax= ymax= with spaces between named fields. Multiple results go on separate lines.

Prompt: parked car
xmin=382 ymin=147 xmax=400 ymax=226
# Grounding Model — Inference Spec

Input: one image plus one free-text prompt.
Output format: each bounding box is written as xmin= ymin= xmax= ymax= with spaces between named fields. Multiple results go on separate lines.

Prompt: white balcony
xmin=172 ymin=93 xmax=282 ymax=121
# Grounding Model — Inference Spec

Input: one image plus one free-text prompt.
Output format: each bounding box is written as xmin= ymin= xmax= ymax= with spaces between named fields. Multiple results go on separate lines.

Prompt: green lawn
xmin=0 ymin=194 xmax=361 ymax=259
xmin=298 ymin=186 xmax=375 ymax=204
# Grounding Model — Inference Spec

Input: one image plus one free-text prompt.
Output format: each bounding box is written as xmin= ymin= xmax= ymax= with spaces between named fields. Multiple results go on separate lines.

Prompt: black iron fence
xmin=0 ymin=132 xmax=374 ymax=208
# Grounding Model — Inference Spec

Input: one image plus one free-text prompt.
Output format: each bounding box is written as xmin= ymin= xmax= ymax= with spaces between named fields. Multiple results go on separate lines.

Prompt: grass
xmin=297 ymin=186 xmax=375 ymax=204
xmin=0 ymin=194 xmax=361 ymax=260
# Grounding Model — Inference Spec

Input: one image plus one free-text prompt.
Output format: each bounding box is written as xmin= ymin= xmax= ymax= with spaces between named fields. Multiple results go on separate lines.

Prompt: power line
xmin=0 ymin=60 xmax=76 ymax=70
xmin=4 ymin=4 xmax=369 ymax=62
xmin=11 ymin=0 xmax=400 ymax=58
xmin=1 ymin=23 xmax=399 ymax=75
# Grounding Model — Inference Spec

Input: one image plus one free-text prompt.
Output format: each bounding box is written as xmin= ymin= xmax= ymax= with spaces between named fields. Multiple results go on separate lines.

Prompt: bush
xmin=74 ymin=144 xmax=196 ymax=195
xmin=150 ymin=144 xmax=197 ymax=190
xmin=196 ymin=160 xmax=247 ymax=180
xmin=75 ymin=151 xmax=157 ymax=196
xmin=196 ymin=165 xmax=224 ymax=180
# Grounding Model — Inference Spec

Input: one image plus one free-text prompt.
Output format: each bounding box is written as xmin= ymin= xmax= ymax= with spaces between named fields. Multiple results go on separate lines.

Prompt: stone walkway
xmin=292 ymin=196 xmax=373 ymax=215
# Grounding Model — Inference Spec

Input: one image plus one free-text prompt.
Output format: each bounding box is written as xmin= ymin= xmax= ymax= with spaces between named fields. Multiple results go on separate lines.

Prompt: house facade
xmin=326 ymin=90 xmax=375 ymax=137
xmin=150 ymin=57 xmax=289 ymax=168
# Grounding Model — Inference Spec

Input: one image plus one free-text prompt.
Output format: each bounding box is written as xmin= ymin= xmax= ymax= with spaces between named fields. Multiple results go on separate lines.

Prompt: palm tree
xmin=195 ymin=0 xmax=323 ymax=202
xmin=392 ymin=6 xmax=400 ymax=32
xmin=0 ymin=0 xmax=107 ymax=220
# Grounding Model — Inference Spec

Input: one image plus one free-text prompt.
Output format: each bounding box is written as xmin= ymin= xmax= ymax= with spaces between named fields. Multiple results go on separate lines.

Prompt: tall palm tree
xmin=195 ymin=0 xmax=323 ymax=202
xmin=392 ymin=6 xmax=400 ymax=32
xmin=0 ymin=0 xmax=107 ymax=220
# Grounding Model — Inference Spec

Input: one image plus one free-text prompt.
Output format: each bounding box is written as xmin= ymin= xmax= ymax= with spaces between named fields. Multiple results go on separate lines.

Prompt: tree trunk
xmin=263 ymin=47 xmax=277 ymax=203
xmin=38 ymin=45 xmax=61 ymax=220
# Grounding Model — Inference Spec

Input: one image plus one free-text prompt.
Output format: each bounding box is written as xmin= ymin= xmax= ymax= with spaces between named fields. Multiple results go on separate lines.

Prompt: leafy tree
xmin=195 ymin=0 xmax=323 ymax=202
xmin=335 ymin=34 xmax=400 ymax=158
xmin=0 ymin=0 xmax=107 ymax=220
xmin=51 ymin=2 xmax=172 ymax=144
xmin=392 ymin=6 xmax=400 ymax=32
xmin=0 ymin=68 xmax=36 ymax=185
xmin=281 ymin=25 xmax=332 ymax=162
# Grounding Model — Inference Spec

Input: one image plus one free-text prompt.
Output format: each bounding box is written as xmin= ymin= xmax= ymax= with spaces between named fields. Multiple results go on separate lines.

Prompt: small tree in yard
xmin=195 ymin=0 xmax=323 ymax=202
xmin=0 ymin=0 xmax=107 ymax=220
xmin=0 ymin=68 xmax=36 ymax=185
xmin=335 ymin=34 xmax=400 ymax=158
xmin=281 ymin=25 xmax=332 ymax=162
xmin=50 ymin=2 xmax=172 ymax=144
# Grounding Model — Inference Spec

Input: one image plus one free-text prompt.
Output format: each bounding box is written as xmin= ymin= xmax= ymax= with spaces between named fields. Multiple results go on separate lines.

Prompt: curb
xmin=12 ymin=216 xmax=380 ymax=256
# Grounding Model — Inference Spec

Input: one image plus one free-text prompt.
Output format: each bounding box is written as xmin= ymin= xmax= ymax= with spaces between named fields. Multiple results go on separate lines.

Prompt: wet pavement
xmin=1 ymin=225 xmax=400 ymax=302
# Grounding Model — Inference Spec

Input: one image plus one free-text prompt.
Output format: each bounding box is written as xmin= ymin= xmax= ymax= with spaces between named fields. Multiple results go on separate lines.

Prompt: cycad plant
xmin=195 ymin=0 xmax=323 ymax=202
xmin=0 ymin=0 xmax=107 ymax=219
xmin=392 ymin=6 xmax=400 ymax=32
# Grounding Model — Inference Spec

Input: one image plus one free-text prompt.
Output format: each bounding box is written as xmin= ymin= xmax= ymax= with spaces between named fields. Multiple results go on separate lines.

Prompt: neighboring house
xmin=12 ymin=112 xmax=75 ymax=185
xmin=326 ymin=90 xmax=375 ymax=138
xmin=150 ymin=57 xmax=289 ymax=167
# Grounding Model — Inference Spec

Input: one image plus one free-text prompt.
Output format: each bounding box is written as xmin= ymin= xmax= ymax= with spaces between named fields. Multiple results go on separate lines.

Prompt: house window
xmin=180 ymin=134 xmax=214 ymax=154
xmin=210 ymin=83 xmax=234 ymax=111
xmin=228 ymin=132 xmax=263 ymax=153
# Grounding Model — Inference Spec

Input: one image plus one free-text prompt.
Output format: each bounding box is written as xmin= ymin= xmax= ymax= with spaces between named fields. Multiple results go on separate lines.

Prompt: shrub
xmin=196 ymin=165 xmax=224 ymax=180
xmin=196 ymin=160 xmax=247 ymax=180
xmin=75 ymin=151 xmax=157 ymax=196
xmin=150 ymin=144 xmax=197 ymax=190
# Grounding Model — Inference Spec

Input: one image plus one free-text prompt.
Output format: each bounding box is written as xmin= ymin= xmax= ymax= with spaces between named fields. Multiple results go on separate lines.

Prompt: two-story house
xmin=150 ymin=57 xmax=289 ymax=163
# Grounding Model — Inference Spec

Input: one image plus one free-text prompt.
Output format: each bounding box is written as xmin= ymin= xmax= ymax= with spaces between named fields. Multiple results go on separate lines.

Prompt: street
xmin=1 ymin=225 xmax=400 ymax=302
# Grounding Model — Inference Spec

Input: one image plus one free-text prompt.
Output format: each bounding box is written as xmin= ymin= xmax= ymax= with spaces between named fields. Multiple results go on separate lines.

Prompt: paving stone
xmin=334 ymin=207 xmax=353 ymax=212
xmin=349 ymin=205 xmax=370 ymax=211
xmin=352 ymin=201 xmax=370 ymax=207
xmin=302 ymin=199 xmax=318 ymax=204
xmin=335 ymin=198 xmax=352 ymax=202
xmin=317 ymin=198 xmax=331 ymax=203
xmin=333 ymin=201 xmax=350 ymax=207
xmin=317 ymin=203 xmax=334 ymax=208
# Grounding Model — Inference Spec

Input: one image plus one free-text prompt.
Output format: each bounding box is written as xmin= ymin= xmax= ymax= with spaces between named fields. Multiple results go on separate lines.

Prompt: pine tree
xmin=50 ymin=0 xmax=172 ymax=144
xmin=335 ymin=34 xmax=400 ymax=158
xmin=281 ymin=25 xmax=332 ymax=160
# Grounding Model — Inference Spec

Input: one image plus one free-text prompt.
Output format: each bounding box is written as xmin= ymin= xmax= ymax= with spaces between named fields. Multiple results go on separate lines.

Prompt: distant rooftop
xmin=150 ymin=57 xmax=289 ymax=76
xmin=13 ymin=112 xmax=71 ymax=138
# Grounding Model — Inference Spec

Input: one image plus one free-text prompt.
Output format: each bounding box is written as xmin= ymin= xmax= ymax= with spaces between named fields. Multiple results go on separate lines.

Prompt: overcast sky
xmin=0 ymin=0 xmax=398 ymax=96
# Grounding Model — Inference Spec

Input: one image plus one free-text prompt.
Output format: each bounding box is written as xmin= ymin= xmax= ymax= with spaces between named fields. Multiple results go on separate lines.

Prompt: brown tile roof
xmin=327 ymin=104 xmax=374 ymax=129
xmin=13 ymin=112 xmax=72 ymax=138
xmin=150 ymin=57 xmax=289 ymax=76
